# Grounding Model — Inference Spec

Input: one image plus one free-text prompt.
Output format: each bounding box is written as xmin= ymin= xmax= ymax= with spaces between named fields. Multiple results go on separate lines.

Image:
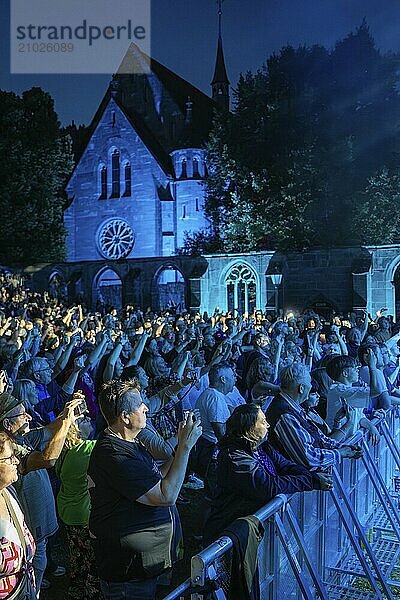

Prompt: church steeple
xmin=211 ymin=0 xmax=230 ymax=111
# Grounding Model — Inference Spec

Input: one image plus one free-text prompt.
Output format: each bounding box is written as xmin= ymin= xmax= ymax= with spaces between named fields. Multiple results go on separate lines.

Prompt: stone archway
xmin=223 ymin=263 xmax=258 ymax=314
xmin=93 ymin=267 xmax=122 ymax=309
xmin=48 ymin=271 xmax=67 ymax=301
xmin=380 ymin=250 xmax=400 ymax=321
xmin=153 ymin=265 xmax=186 ymax=311
xmin=67 ymin=271 xmax=83 ymax=303
xmin=123 ymin=268 xmax=143 ymax=308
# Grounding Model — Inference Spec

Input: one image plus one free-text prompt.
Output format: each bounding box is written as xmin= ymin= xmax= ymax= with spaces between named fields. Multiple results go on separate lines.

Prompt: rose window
xmin=97 ymin=219 xmax=135 ymax=260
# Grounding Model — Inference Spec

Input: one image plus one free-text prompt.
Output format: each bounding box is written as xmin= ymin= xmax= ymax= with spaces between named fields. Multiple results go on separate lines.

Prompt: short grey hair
xmin=99 ymin=379 xmax=142 ymax=426
xmin=209 ymin=361 xmax=232 ymax=386
xmin=25 ymin=357 xmax=49 ymax=378
xmin=280 ymin=363 xmax=310 ymax=390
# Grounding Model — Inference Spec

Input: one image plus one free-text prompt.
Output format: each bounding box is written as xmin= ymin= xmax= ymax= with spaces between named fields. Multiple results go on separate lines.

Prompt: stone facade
xmin=27 ymin=245 xmax=400 ymax=319
xmin=64 ymin=44 xmax=214 ymax=264
xmin=24 ymin=245 xmax=400 ymax=319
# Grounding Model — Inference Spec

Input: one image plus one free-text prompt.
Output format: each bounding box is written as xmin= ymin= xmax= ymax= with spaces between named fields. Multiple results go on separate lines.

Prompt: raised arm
xmin=137 ymin=413 xmax=202 ymax=506
xmin=102 ymin=333 xmax=125 ymax=382
xmin=23 ymin=394 xmax=82 ymax=472
xmin=85 ymin=332 xmax=108 ymax=370
xmin=125 ymin=330 xmax=151 ymax=368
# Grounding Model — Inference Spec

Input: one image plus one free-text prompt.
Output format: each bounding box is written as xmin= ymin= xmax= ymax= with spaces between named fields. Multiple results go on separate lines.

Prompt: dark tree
xmin=182 ymin=22 xmax=400 ymax=253
xmin=0 ymin=88 xmax=74 ymax=265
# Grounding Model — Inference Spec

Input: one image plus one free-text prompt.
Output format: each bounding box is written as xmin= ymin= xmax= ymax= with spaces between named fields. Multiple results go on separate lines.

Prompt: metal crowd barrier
xmin=164 ymin=408 xmax=400 ymax=599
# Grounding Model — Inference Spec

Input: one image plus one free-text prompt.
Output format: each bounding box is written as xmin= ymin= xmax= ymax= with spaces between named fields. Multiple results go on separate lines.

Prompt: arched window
xmin=123 ymin=162 xmax=131 ymax=196
xmin=225 ymin=264 xmax=257 ymax=314
xmin=111 ymin=150 xmax=120 ymax=197
xmin=180 ymin=159 xmax=187 ymax=179
xmin=99 ymin=166 xmax=107 ymax=199
xmin=193 ymin=157 xmax=200 ymax=179
xmin=94 ymin=268 xmax=122 ymax=309
xmin=154 ymin=266 xmax=186 ymax=311
xmin=182 ymin=204 xmax=187 ymax=219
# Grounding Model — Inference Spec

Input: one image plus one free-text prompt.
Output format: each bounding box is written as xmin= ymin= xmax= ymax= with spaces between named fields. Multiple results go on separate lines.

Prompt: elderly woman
xmin=13 ymin=379 xmax=44 ymax=428
xmin=0 ymin=431 xmax=36 ymax=599
xmin=205 ymin=404 xmax=331 ymax=541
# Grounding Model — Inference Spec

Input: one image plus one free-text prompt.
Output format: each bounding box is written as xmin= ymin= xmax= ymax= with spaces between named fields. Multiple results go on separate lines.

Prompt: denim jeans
xmin=99 ymin=577 xmax=158 ymax=600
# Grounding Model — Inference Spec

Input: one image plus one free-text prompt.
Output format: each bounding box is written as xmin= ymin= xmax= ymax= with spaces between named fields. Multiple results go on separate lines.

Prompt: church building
xmin=32 ymin=12 xmax=400 ymax=318
xmin=64 ymin=33 xmax=230 ymax=266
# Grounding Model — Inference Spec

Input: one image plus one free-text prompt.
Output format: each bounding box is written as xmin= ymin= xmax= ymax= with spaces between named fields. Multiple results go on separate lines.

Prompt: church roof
xmin=67 ymin=44 xmax=215 ymax=184
xmin=211 ymin=36 xmax=230 ymax=85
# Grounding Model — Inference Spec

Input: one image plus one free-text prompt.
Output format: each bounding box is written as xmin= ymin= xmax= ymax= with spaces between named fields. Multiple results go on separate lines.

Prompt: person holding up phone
xmin=88 ymin=380 xmax=202 ymax=600
xmin=0 ymin=392 xmax=83 ymax=590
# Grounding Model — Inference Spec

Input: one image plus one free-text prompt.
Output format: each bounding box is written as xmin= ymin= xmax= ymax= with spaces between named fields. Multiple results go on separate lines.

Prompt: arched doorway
xmin=48 ymin=271 xmax=67 ymax=301
xmin=154 ymin=266 xmax=186 ymax=311
xmin=67 ymin=271 xmax=83 ymax=303
xmin=93 ymin=268 xmax=122 ymax=309
xmin=225 ymin=264 xmax=257 ymax=314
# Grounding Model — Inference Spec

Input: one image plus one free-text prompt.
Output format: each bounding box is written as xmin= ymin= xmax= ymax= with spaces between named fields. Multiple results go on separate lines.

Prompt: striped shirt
xmin=273 ymin=392 xmax=342 ymax=470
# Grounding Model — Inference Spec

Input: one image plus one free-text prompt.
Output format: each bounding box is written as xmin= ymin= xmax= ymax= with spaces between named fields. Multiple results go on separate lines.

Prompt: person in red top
xmin=0 ymin=431 xmax=36 ymax=599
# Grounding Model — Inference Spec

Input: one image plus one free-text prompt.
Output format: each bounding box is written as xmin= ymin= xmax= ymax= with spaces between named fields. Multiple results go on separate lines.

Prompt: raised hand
xmin=178 ymin=412 xmax=202 ymax=451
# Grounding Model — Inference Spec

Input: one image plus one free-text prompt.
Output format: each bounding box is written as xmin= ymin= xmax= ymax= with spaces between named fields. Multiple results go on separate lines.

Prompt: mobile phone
xmin=74 ymin=398 xmax=88 ymax=417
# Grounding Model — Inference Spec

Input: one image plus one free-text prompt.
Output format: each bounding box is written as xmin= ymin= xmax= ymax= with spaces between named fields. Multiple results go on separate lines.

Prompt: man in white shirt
xmin=195 ymin=362 xmax=236 ymax=443
xmin=191 ymin=362 xmax=236 ymax=478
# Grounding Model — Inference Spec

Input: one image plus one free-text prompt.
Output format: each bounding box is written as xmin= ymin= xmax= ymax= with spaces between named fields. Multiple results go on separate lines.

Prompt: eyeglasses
xmin=10 ymin=411 xmax=29 ymax=419
xmin=0 ymin=453 xmax=18 ymax=464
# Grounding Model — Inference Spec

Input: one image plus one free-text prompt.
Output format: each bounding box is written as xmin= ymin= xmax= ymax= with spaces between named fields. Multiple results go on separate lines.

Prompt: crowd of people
xmin=0 ymin=269 xmax=398 ymax=599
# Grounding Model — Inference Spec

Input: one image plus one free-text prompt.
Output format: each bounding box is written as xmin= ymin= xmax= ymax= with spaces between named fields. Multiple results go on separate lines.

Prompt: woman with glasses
xmin=0 ymin=431 xmax=36 ymax=599
xmin=13 ymin=379 xmax=44 ymax=429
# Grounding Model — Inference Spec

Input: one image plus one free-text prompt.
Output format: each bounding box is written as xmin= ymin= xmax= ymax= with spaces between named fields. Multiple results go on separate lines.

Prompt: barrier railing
xmin=164 ymin=408 xmax=400 ymax=600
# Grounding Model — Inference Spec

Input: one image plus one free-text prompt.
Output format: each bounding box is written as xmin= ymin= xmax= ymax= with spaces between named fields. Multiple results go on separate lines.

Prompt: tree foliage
xmin=183 ymin=21 xmax=400 ymax=253
xmin=354 ymin=168 xmax=400 ymax=245
xmin=0 ymin=87 xmax=74 ymax=265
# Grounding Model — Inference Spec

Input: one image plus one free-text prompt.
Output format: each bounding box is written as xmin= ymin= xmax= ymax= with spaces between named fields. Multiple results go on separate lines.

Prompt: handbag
xmin=2 ymin=490 xmax=37 ymax=600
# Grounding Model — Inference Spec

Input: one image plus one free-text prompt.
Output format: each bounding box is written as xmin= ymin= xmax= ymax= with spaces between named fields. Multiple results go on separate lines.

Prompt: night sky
xmin=1 ymin=0 xmax=400 ymax=126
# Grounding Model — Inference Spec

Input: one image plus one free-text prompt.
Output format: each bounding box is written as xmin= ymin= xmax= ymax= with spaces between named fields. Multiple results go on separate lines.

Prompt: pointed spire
xmin=211 ymin=0 xmax=230 ymax=111
xmin=110 ymin=74 xmax=119 ymax=99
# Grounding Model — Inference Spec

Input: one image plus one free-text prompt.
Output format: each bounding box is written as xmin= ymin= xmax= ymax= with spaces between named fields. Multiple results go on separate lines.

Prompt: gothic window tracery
xmin=97 ymin=219 xmax=135 ymax=260
xmin=180 ymin=159 xmax=187 ymax=179
xmin=193 ymin=157 xmax=200 ymax=178
xmin=99 ymin=166 xmax=107 ymax=199
xmin=225 ymin=264 xmax=257 ymax=314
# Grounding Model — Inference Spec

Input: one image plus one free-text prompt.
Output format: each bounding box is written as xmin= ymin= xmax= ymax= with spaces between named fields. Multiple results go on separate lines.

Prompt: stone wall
xmin=26 ymin=245 xmax=400 ymax=318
